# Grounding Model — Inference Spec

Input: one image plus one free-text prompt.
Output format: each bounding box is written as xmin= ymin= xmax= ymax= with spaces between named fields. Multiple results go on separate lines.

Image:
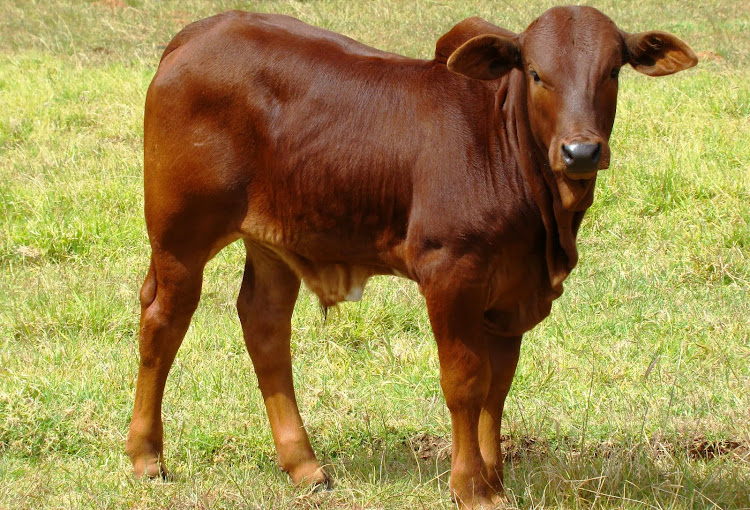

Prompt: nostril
xmin=591 ymin=143 xmax=602 ymax=164
xmin=561 ymin=144 xmax=575 ymax=165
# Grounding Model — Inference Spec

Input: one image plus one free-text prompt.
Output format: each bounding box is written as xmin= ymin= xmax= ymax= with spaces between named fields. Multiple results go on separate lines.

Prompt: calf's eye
xmin=530 ymin=69 xmax=540 ymax=83
xmin=610 ymin=67 xmax=621 ymax=79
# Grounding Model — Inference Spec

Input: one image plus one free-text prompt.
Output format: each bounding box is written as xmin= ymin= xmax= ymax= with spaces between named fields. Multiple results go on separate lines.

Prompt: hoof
xmin=311 ymin=473 xmax=332 ymax=492
xmin=491 ymin=491 xmax=510 ymax=507
xmin=132 ymin=453 xmax=168 ymax=480
xmin=453 ymin=486 xmax=507 ymax=509
xmin=288 ymin=459 xmax=330 ymax=490
xmin=126 ymin=438 xmax=168 ymax=480
xmin=455 ymin=496 xmax=501 ymax=510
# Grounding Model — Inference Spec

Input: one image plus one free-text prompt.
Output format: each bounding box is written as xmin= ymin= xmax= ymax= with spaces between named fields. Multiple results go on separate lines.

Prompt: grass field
xmin=1 ymin=0 xmax=748 ymax=508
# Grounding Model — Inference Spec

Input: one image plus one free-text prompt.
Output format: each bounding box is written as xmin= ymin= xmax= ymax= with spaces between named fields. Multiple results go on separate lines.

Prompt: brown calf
xmin=126 ymin=6 xmax=696 ymax=508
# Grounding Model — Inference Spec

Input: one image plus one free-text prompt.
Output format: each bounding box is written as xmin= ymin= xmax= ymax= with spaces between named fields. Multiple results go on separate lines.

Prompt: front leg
xmin=424 ymin=280 xmax=497 ymax=509
xmin=479 ymin=335 xmax=522 ymax=502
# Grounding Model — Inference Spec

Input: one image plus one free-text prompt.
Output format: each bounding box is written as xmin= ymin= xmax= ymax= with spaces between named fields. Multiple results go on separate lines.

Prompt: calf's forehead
xmin=521 ymin=6 xmax=624 ymax=71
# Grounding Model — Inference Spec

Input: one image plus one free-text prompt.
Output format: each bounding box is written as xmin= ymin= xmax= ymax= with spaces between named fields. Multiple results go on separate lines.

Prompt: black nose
xmin=561 ymin=142 xmax=602 ymax=173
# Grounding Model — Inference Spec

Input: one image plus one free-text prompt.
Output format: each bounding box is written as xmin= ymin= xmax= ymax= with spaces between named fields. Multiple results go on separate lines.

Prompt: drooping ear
xmin=447 ymin=34 xmax=521 ymax=80
xmin=624 ymin=30 xmax=698 ymax=76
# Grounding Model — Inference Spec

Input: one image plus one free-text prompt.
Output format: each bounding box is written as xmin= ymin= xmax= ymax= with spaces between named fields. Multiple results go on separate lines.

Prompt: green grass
xmin=1 ymin=1 xmax=749 ymax=508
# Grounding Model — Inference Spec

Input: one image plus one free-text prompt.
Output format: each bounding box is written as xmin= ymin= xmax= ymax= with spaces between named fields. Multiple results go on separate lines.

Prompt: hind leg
xmin=238 ymin=244 xmax=327 ymax=487
xmin=125 ymin=247 xmax=209 ymax=478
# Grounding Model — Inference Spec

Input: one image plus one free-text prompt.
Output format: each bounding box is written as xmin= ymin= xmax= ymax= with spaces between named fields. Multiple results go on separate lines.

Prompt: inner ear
xmin=447 ymin=34 xmax=521 ymax=81
xmin=625 ymin=30 xmax=698 ymax=77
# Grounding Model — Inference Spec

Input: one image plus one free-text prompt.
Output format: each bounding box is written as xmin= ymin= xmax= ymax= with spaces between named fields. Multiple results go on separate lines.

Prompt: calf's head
xmin=447 ymin=6 xmax=697 ymax=209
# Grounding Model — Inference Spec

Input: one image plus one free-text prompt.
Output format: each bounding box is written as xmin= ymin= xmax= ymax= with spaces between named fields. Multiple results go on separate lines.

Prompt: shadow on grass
xmin=320 ymin=433 xmax=750 ymax=509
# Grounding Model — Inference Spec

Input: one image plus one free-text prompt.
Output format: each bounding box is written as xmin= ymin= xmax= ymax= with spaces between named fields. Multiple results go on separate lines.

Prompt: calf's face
xmin=447 ymin=6 xmax=697 ymax=209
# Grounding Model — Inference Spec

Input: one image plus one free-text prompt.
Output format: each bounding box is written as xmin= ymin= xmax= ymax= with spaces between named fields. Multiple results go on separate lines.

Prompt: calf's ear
xmin=625 ymin=30 xmax=698 ymax=76
xmin=447 ymin=34 xmax=521 ymax=80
